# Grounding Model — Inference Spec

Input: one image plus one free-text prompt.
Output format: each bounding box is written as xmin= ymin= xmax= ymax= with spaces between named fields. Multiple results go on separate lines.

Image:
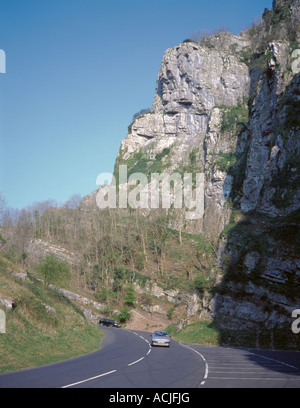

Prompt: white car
xmin=151 ymin=330 xmax=171 ymax=347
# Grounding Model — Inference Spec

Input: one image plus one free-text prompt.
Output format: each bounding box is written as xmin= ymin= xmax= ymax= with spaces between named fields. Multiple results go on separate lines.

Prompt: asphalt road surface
xmin=0 ymin=327 xmax=299 ymax=388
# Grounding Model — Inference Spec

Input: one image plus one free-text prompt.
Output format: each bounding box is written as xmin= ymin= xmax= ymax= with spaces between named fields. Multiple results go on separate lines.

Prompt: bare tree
xmin=190 ymin=26 xmax=231 ymax=42
xmin=148 ymin=210 xmax=171 ymax=276
xmin=0 ymin=191 xmax=5 ymax=222
xmin=63 ymin=194 xmax=82 ymax=210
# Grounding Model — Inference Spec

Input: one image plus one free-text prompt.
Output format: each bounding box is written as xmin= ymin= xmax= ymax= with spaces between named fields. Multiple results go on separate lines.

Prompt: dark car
xmin=99 ymin=318 xmax=121 ymax=328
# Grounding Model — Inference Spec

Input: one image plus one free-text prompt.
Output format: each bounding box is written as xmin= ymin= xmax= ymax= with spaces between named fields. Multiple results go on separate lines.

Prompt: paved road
xmin=182 ymin=343 xmax=300 ymax=388
xmin=0 ymin=328 xmax=205 ymax=388
xmin=0 ymin=327 xmax=299 ymax=388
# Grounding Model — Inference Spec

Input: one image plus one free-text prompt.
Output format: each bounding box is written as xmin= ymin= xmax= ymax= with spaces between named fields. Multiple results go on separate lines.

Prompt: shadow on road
xmin=246 ymin=349 xmax=300 ymax=376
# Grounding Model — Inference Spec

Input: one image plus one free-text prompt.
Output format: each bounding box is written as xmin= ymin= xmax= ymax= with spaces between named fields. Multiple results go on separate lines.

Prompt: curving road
xmin=0 ymin=327 xmax=299 ymax=389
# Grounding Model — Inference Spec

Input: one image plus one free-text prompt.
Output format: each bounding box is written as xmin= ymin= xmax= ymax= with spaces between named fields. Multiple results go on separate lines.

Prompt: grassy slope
xmin=166 ymin=321 xmax=219 ymax=346
xmin=0 ymin=253 xmax=104 ymax=373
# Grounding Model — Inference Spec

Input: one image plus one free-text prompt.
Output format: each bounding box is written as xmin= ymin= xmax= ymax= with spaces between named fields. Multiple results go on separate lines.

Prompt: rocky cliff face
xmin=113 ymin=0 xmax=300 ymax=335
xmin=214 ymin=0 xmax=300 ymax=333
xmin=116 ymin=32 xmax=251 ymax=241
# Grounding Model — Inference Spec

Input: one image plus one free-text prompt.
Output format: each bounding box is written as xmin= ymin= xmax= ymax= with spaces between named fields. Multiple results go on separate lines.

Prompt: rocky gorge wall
xmin=116 ymin=31 xmax=251 ymax=241
xmin=213 ymin=0 xmax=300 ymax=335
xmin=113 ymin=0 xmax=300 ymax=336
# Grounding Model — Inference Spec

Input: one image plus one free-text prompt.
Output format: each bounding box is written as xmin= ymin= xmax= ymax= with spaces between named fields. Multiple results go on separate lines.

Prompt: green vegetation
xmin=117 ymin=306 xmax=132 ymax=323
xmin=213 ymin=152 xmax=237 ymax=173
xmin=217 ymin=325 xmax=300 ymax=349
xmin=36 ymin=255 xmax=71 ymax=287
xmin=128 ymin=108 xmax=152 ymax=134
xmin=192 ymin=275 xmax=208 ymax=294
xmin=155 ymin=147 xmax=171 ymax=162
xmin=0 ymin=188 xmax=215 ymax=335
xmin=0 ymin=253 xmax=104 ymax=373
xmin=177 ymin=147 xmax=204 ymax=179
xmin=247 ymin=1 xmax=297 ymax=51
xmin=1 ymin=0 xmax=299 ymax=356
xmin=166 ymin=321 xmax=219 ymax=346
xmin=262 ymin=1 xmax=293 ymax=38
xmin=219 ymin=102 xmax=249 ymax=136
xmin=114 ymin=146 xmax=173 ymax=184
xmin=124 ymin=284 xmax=136 ymax=307
xmin=166 ymin=319 xmax=300 ymax=350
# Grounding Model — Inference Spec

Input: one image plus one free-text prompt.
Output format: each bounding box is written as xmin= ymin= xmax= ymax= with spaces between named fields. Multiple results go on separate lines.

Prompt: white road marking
xmin=62 ymin=330 xmax=152 ymax=388
xmin=179 ymin=343 xmax=209 ymax=386
xmin=61 ymin=370 xmax=117 ymax=388
xmin=250 ymin=351 xmax=299 ymax=370
xmin=128 ymin=357 xmax=145 ymax=366
xmin=209 ymin=377 xmax=300 ymax=381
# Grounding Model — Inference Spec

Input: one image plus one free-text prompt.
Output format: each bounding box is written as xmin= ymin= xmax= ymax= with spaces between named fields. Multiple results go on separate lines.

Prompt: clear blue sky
xmin=0 ymin=0 xmax=272 ymax=209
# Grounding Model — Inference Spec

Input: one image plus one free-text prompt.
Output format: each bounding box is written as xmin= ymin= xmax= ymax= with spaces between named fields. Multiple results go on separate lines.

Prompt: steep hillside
xmin=0 ymin=252 xmax=103 ymax=372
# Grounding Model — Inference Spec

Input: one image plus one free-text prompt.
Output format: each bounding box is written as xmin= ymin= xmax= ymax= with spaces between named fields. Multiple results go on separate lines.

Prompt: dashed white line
xmin=61 ymin=370 xmax=117 ymax=388
xmin=128 ymin=357 xmax=145 ymax=366
xmin=62 ymin=330 xmax=152 ymax=388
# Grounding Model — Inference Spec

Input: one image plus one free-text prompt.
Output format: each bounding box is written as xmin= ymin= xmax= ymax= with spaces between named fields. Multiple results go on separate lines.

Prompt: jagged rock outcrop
xmin=240 ymin=43 xmax=300 ymax=215
xmin=51 ymin=286 xmax=106 ymax=323
xmin=112 ymin=0 xmax=300 ymax=336
xmin=116 ymin=32 xmax=251 ymax=241
xmin=28 ymin=239 xmax=79 ymax=267
xmin=213 ymin=0 xmax=300 ymax=334
xmin=120 ymin=46 xmax=249 ymax=166
xmin=121 ymin=34 xmax=250 ymax=151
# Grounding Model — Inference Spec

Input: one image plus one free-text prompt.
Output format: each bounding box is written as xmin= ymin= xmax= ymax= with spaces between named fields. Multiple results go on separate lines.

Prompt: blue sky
xmin=0 ymin=0 xmax=272 ymax=209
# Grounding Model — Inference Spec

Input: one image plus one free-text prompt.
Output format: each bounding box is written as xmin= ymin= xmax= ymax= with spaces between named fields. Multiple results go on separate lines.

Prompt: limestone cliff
xmin=116 ymin=32 xmax=251 ymax=241
xmin=113 ymin=0 xmax=300 ymax=336
xmin=213 ymin=0 xmax=300 ymax=334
